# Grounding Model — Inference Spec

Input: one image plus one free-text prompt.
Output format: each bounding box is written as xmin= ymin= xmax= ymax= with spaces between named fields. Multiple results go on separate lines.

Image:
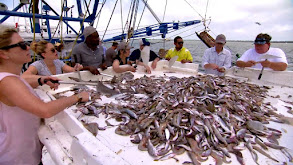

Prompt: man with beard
xmin=71 ymin=26 xmax=107 ymax=74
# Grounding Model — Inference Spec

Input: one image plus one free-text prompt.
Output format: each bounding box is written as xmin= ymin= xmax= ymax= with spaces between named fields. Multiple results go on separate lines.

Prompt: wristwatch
xmin=76 ymin=94 xmax=82 ymax=103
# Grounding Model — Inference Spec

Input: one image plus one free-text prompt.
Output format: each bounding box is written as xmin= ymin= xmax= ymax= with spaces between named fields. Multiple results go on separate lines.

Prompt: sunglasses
xmin=0 ymin=41 xmax=29 ymax=50
xmin=50 ymin=48 xmax=56 ymax=53
xmin=177 ymin=41 xmax=184 ymax=44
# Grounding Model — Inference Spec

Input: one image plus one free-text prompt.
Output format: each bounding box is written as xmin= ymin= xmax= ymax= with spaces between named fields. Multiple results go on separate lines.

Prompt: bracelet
xmin=37 ymin=77 xmax=43 ymax=86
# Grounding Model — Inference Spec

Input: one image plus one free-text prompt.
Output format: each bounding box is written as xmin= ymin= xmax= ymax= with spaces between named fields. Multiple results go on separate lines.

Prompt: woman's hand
xmin=128 ymin=66 xmax=137 ymax=72
xmin=77 ymin=91 xmax=90 ymax=102
xmin=151 ymin=60 xmax=157 ymax=69
xmin=74 ymin=63 xmax=83 ymax=71
xmin=42 ymin=76 xmax=60 ymax=90
xmin=145 ymin=65 xmax=151 ymax=74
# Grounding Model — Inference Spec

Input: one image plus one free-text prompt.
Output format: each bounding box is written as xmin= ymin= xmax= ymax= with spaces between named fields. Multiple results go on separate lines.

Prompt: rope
xmin=131 ymin=0 xmax=148 ymax=46
xmin=94 ymin=0 xmax=106 ymax=27
xmin=24 ymin=6 xmax=29 ymax=32
xmin=130 ymin=0 xmax=139 ymax=40
xmin=50 ymin=0 xmax=66 ymax=42
xmin=32 ymin=0 xmax=36 ymax=61
xmin=122 ymin=0 xmax=134 ymax=38
xmin=83 ymin=0 xmax=91 ymax=17
xmin=162 ymin=0 xmax=168 ymax=49
xmin=162 ymin=0 xmax=167 ymax=22
xmin=204 ymin=0 xmax=209 ymax=21
xmin=183 ymin=0 xmax=204 ymax=20
xmin=32 ymin=0 xmax=36 ymax=41
xmin=170 ymin=24 xmax=202 ymax=38
xmin=127 ymin=0 xmax=136 ymax=39
xmin=101 ymin=0 xmax=119 ymax=41
xmin=68 ymin=0 xmax=92 ymax=60
xmin=120 ymin=0 xmax=124 ymax=36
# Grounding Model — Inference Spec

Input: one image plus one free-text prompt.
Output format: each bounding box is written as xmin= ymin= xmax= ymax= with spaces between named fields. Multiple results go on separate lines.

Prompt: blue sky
xmin=1 ymin=0 xmax=293 ymax=41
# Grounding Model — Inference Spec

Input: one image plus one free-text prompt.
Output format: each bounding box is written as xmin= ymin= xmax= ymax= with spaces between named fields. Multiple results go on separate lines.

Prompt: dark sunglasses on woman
xmin=0 ymin=41 xmax=29 ymax=50
xmin=50 ymin=48 xmax=56 ymax=53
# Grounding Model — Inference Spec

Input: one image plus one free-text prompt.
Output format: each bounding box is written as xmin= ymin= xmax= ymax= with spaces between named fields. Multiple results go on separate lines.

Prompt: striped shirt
xmin=30 ymin=59 xmax=65 ymax=76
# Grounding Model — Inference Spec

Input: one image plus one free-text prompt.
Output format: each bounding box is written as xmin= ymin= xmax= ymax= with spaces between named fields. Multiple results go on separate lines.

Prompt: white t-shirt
xmin=237 ymin=47 xmax=288 ymax=70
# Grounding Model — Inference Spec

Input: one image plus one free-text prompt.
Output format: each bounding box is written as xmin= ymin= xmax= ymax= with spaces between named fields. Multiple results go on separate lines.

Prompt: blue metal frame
xmin=0 ymin=0 xmax=201 ymax=43
xmin=0 ymin=3 xmax=24 ymax=23
xmin=103 ymin=20 xmax=201 ymax=42
xmin=0 ymin=0 xmax=100 ymax=42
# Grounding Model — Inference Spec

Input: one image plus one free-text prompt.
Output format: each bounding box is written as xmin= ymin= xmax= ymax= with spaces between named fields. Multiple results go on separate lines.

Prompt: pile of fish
xmin=74 ymin=74 xmax=293 ymax=164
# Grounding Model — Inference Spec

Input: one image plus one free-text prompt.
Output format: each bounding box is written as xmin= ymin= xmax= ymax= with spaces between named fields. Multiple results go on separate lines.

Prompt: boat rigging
xmin=0 ymin=0 xmax=203 ymax=44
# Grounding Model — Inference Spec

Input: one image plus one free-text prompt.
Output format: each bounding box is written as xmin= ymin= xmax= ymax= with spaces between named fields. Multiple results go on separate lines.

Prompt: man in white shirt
xmin=236 ymin=33 xmax=288 ymax=71
xmin=202 ymin=34 xmax=231 ymax=76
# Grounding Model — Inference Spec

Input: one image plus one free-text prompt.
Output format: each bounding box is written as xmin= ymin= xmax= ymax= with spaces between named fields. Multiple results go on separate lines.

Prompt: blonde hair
xmin=30 ymin=40 xmax=49 ymax=58
xmin=0 ymin=25 xmax=18 ymax=49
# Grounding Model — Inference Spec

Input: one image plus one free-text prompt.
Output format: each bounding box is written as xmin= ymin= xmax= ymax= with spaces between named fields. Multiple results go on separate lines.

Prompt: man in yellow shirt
xmin=165 ymin=36 xmax=193 ymax=63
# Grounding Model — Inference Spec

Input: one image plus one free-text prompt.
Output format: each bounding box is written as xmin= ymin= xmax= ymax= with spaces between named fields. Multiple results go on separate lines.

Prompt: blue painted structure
xmin=0 ymin=0 xmax=201 ymax=43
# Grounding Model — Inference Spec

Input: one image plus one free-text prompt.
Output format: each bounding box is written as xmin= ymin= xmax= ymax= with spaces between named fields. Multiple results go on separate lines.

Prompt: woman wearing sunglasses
xmin=0 ymin=25 xmax=90 ymax=164
xmin=23 ymin=40 xmax=83 ymax=76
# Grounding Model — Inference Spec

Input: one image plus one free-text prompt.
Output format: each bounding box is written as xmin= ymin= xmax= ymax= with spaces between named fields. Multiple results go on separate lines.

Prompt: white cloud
xmin=1 ymin=0 xmax=293 ymax=41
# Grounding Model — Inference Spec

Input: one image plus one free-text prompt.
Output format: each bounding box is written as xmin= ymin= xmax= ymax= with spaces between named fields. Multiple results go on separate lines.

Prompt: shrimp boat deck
xmin=36 ymin=61 xmax=293 ymax=165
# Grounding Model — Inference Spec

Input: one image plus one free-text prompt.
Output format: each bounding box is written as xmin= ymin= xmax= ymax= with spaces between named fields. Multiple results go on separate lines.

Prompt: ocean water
xmin=104 ymin=40 xmax=293 ymax=71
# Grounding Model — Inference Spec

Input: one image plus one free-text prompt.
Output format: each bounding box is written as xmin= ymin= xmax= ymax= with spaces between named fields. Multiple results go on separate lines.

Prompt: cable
xmin=68 ymin=0 xmax=92 ymax=59
xmin=162 ymin=0 xmax=168 ymax=22
xmin=119 ymin=0 xmax=124 ymax=36
xmin=94 ymin=0 xmax=106 ymax=27
xmin=50 ymin=0 xmax=66 ymax=42
xmin=131 ymin=0 xmax=148 ymax=46
xmin=183 ymin=0 xmax=204 ymax=20
xmin=101 ymin=0 xmax=119 ymax=41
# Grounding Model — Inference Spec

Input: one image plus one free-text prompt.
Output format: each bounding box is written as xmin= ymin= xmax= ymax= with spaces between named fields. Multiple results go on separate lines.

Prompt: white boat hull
xmin=37 ymin=61 xmax=293 ymax=165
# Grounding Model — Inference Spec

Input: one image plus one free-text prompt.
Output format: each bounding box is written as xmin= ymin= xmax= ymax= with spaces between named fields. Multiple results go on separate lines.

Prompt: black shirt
xmin=129 ymin=49 xmax=159 ymax=62
xmin=114 ymin=55 xmax=130 ymax=65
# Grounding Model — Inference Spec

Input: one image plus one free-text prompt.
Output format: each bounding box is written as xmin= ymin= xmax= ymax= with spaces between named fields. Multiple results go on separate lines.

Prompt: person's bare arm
xmin=204 ymin=63 xmax=219 ymax=70
xmin=0 ymin=76 xmax=89 ymax=118
xmin=63 ymin=63 xmax=83 ymax=73
xmin=236 ymin=60 xmax=257 ymax=68
xmin=21 ymin=74 xmax=59 ymax=89
xmin=22 ymin=65 xmax=38 ymax=76
xmin=137 ymin=61 xmax=151 ymax=74
xmin=112 ymin=60 xmax=136 ymax=73
xmin=151 ymin=57 xmax=160 ymax=69
xmin=260 ymin=60 xmax=287 ymax=71
xmin=81 ymin=66 xmax=100 ymax=75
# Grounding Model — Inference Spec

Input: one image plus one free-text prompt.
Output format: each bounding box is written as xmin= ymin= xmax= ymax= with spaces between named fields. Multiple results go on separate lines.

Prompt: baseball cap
xmin=254 ymin=37 xmax=267 ymax=45
xmin=254 ymin=33 xmax=271 ymax=45
xmin=117 ymin=41 xmax=133 ymax=51
xmin=215 ymin=34 xmax=226 ymax=44
xmin=139 ymin=38 xmax=150 ymax=46
xmin=83 ymin=26 xmax=97 ymax=39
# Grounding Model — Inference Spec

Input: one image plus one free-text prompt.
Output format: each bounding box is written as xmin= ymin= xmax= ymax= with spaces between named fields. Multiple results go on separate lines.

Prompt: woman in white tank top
xmin=0 ymin=25 xmax=90 ymax=165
